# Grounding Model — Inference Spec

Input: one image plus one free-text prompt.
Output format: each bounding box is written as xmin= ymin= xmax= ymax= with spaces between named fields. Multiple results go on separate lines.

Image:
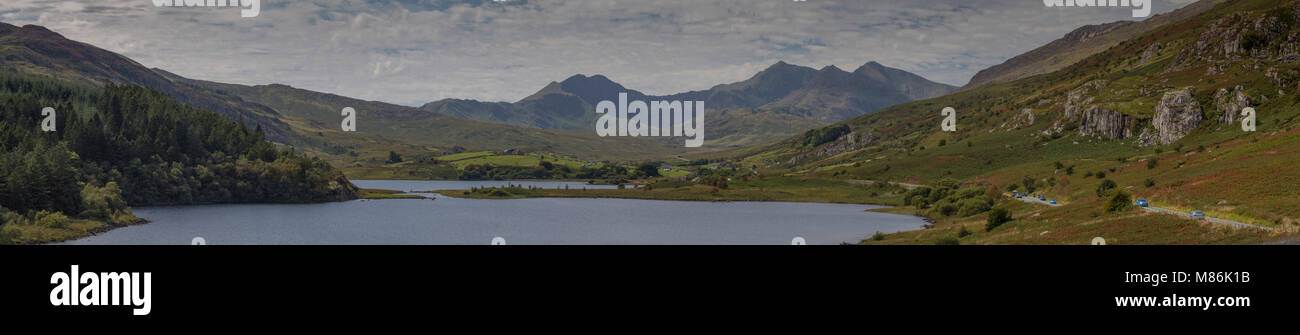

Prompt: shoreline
xmin=33 ymin=179 xmax=923 ymax=245
xmin=21 ymin=216 xmax=149 ymax=245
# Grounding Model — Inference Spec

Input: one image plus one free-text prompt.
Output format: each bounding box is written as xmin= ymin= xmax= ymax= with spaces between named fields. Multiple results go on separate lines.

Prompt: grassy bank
xmin=3 ymin=214 xmax=145 ymax=245
xmin=434 ymin=177 xmax=909 ymax=205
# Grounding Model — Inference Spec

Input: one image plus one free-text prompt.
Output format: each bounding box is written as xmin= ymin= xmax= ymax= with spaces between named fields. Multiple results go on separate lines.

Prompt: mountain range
xmin=0 ymin=22 xmax=698 ymax=164
xmin=420 ymin=60 xmax=956 ymax=130
xmin=0 ymin=20 xmax=955 ymax=162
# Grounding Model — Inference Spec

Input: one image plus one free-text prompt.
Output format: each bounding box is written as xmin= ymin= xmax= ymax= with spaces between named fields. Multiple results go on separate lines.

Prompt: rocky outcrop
xmin=785 ymin=131 xmax=875 ymax=166
xmin=1168 ymin=10 xmax=1299 ymax=72
xmin=1214 ymin=86 xmax=1255 ymax=124
xmin=998 ymin=108 xmax=1036 ymax=131
xmin=1077 ymin=107 xmax=1137 ymax=140
xmin=1047 ymin=80 xmax=1131 ymax=138
xmin=1063 ymin=80 xmax=1108 ymax=120
xmin=1151 ymin=87 xmax=1203 ymax=145
xmin=1138 ymin=42 xmax=1164 ymax=66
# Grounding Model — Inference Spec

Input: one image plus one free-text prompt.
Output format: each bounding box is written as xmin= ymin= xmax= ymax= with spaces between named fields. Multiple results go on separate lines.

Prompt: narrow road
xmin=1009 ymin=194 xmax=1061 ymax=207
xmin=1009 ymin=193 xmax=1275 ymax=231
xmin=1139 ymin=206 xmax=1276 ymax=231
xmin=843 ymin=179 xmax=922 ymax=190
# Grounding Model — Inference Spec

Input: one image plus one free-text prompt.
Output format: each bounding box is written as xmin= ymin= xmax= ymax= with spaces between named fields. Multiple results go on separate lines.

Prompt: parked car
xmin=1049 ymin=199 xmax=1057 ymax=205
xmin=1038 ymin=195 xmax=1046 ymax=201
xmin=1190 ymin=210 xmax=1206 ymax=220
xmin=1136 ymin=198 xmax=1149 ymax=207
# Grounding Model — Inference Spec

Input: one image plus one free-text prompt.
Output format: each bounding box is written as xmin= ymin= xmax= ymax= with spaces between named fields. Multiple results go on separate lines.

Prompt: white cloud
xmin=1 ymin=0 xmax=1198 ymax=106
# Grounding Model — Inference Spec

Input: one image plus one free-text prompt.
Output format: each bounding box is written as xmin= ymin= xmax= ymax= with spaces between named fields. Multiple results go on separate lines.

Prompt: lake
xmin=59 ymin=180 xmax=927 ymax=245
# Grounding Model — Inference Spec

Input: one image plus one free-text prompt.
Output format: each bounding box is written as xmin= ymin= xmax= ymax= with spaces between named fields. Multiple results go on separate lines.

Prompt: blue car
xmin=1038 ymin=195 xmax=1046 ymax=201
xmin=1049 ymin=199 xmax=1057 ymax=205
xmin=1190 ymin=210 xmax=1206 ymax=220
xmin=1136 ymin=198 xmax=1149 ymax=207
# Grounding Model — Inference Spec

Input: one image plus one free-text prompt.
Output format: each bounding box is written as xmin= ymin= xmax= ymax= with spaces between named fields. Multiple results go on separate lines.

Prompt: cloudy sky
xmin=0 ymin=0 xmax=1196 ymax=106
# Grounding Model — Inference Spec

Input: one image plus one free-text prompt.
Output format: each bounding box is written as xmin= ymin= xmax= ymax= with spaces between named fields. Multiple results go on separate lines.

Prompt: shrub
xmin=985 ymin=208 xmax=1013 ymax=231
xmin=938 ymin=203 xmax=959 ymax=217
xmin=957 ymin=198 xmax=993 ymax=217
xmin=870 ymin=231 xmax=886 ymax=241
xmin=1144 ymin=178 xmax=1156 ymax=187
xmin=1146 ymin=159 xmax=1157 ymax=169
xmin=1022 ymin=176 xmax=1037 ymax=193
xmin=0 ymin=224 xmax=17 ymax=244
xmin=935 ymin=236 xmax=960 ymax=245
xmin=1096 ymin=179 xmax=1117 ymax=197
xmin=1107 ymin=192 xmax=1133 ymax=212
xmin=937 ymin=178 xmax=961 ymax=189
xmin=957 ymin=226 xmax=972 ymax=238
xmin=80 ymin=182 xmax=129 ymax=219
xmin=955 ymin=187 xmax=987 ymax=200
xmin=33 ymin=211 xmax=70 ymax=229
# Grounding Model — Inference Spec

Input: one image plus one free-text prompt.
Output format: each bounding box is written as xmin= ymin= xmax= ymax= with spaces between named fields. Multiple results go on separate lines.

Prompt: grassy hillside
xmin=961 ymin=0 xmax=1227 ymax=89
xmin=714 ymin=0 xmax=1300 ymax=243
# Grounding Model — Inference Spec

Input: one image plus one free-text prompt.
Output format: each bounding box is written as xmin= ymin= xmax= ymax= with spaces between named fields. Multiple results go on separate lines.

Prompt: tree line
xmin=0 ymin=73 xmax=357 ymax=237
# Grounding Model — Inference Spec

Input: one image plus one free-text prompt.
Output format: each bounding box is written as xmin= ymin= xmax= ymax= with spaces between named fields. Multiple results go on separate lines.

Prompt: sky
xmin=0 ymin=0 xmax=1197 ymax=106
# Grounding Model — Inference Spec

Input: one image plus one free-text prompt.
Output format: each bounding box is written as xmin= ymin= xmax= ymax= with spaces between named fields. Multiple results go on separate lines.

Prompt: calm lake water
xmin=60 ymin=180 xmax=926 ymax=245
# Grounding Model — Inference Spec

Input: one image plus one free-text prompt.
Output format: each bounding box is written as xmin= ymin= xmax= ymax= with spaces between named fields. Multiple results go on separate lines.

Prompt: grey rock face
xmin=1214 ymin=85 xmax=1254 ymax=124
xmin=1152 ymin=87 xmax=1203 ymax=145
xmin=1077 ymin=106 xmax=1137 ymax=140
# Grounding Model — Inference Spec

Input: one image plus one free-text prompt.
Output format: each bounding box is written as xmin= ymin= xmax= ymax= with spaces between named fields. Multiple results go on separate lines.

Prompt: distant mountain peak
xmin=818 ymin=64 xmax=844 ymax=72
xmin=766 ymin=60 xmax=796 ymax=69
xmin=559 ymin=73 xmax=621 ymax=89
